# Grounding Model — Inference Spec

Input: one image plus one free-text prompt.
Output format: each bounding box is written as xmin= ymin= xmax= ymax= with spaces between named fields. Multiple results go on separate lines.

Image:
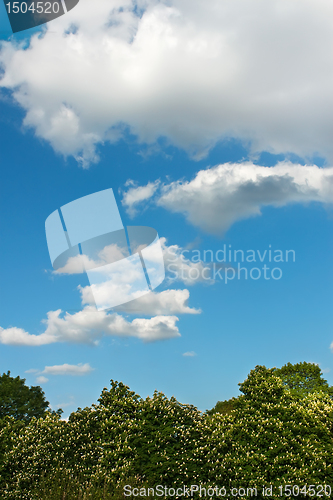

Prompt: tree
xmin=131 ymin=390 xmax=202 ymax=485
xmin=208 ymin=362 xmax=333 ymax=416
xmin=0 ymin=371 xmax=51 ymax=422
xmin=206 ymin=397 xmax=237 ymax=416
xmin=200 ymin=365 xmax=333 ymax=491
xmin=238 ymin=365 xmax=285 ymax=404
xmin=274 ymin=361 xmax=333 ymax=398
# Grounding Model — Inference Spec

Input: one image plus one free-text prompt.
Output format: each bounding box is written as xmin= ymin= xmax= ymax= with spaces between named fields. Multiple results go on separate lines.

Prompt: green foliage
xmin=0 ymin=371 xmax=51 ymax=422
xmin=199 ymin=366 xmax=333 ymax=493
xmin=206 ymin=397 xmax=237 ymax=416
xmin=238 ymin=365 xmax=286 ymax=403
xmin=231 ymin=368 xmax=333 ymax=486
xmin=29 ymin=474 xmax=147 ymax=500
xmin=94 ymin=380 xmax=143 ymax=483
xmin=0 ymin=364 xmax=332 ymax=500
xmin=129 ymin=391 xmax=202 ymax=484
xmin=274 ymin=361 xmax=333 ymax=398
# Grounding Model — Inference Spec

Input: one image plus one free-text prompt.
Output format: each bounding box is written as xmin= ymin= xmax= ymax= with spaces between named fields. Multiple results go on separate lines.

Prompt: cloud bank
xmin=1 ymin=0 xmax=333 ymax=164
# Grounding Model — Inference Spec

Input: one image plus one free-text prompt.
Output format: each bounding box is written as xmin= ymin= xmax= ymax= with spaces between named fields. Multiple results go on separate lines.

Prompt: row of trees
xmin=0 ymin=363 xmax=332 ymax=499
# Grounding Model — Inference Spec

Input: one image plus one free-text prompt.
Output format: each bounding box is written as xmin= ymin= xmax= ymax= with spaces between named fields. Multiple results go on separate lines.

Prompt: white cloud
xmin=183 ymin=351 xmax=197 ymax=357
xmin=80 ymin=254 xmax=155 ymax=310
xmin=0 ymin=239 xmax=201 ymax=347
xmin=26 ymin=364 xmax=93 ymax=380
xmin=124 ymin=162 xmax=333 ymax=235
xmin=112 ymin=288 xmax=201 ymax=315
xmin=36 ymin=376 xmax=49 ymax=384
xmin=1 ymin=1 xmax=333 ymax=164
xmin=42 ymin=363 xmax=94 ymax=376
xmin=0 ymin=326 xmax=55 ymax=346
xmin=0 ymin=307 xmax=180 ymax=346
xmin=74 ymin=238 xmax=209 ymax=310
xmin=54 ymin=244 xmax=128 ymax=275
xmin=121 ymin=180 xmax=160 ymax=217
xmin=54 ymin=254 xmax=96 ymax=275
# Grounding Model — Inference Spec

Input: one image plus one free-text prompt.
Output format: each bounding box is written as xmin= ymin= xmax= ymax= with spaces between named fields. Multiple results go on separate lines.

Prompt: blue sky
xmin=0 ymin=0 xmax=333 ymax=417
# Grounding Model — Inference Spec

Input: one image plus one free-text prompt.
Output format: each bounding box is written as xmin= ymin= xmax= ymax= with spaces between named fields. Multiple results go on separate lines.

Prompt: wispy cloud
xmin=42 ymin=363 xmax=94 ymax=376
xmin=183 ymin=351 xmax=197 ymax=357
xmin=26 ymin=364 xmax=94 ymax=382
xmin=121 ymin=180 xmax=160 ymax=217
xmin=53 ymin=396 xmax=75 ymax=410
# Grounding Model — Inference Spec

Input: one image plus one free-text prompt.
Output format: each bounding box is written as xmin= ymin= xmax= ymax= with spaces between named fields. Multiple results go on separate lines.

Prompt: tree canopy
xmin=0 ymin=363 xmax=332 ymax=499
xmin=208 ymin=361 xmax=333 ymax=416
xmin=0 ymin=371 xmax=51 ymax=422
xmin=274 ymin=361 xmax=333 ymax=398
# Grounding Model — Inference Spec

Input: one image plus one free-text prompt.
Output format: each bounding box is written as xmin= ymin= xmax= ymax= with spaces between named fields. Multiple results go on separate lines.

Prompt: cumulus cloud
xmin=0 ymin=326 xmax=55 ymax=346
xmin=183 ymin=351 xmax=197 ymax=357
xmin=1 ymin=239 xmax=202 ymax=346
xmin=73 ymin=237 xmax=212 ymax=312
xmin=1 ymin=0 xmax=333 ymax=165
xmin=79 ymin=253 xmax=156 ymax=310
xmin=112 ymin=288 xmax=201 ymax=315
xmin=123 ymin=162 xmax=333 ymax=235
xmin=158 ymin=162 xmax=333 ymax=234
xmin=0 ymin=307 xmax=180 ymax=346
xmin=42 ymin=363 xmax=94 ymax=376
xmin=54 ymin=254 xmax=96 ymax=275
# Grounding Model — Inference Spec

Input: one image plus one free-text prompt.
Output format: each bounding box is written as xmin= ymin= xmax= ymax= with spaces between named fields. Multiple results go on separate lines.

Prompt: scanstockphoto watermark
xmin=124 ymin=484 xmax=260 ymax=497
xmin=167 ymin=245 xmax=296 ymax=284
xmin=124 ymin=484 xmax=332 ymax=498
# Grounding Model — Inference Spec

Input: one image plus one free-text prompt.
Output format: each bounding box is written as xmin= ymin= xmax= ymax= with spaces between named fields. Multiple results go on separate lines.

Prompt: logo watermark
xmin=166 ymin=245 xmax=295 ymax=284
xmin=45 ymin=188 xmax=165 ymax=310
